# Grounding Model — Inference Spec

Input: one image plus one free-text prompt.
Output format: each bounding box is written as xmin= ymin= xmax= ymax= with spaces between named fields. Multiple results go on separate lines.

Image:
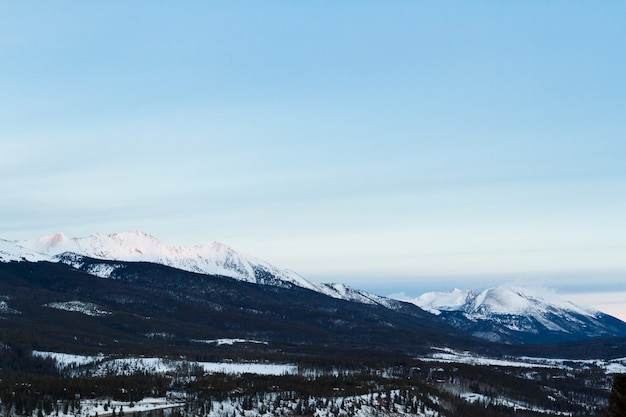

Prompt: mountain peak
xmin=405 ymin=284 xmax=624 ymax=344
xmin=47 ymin=232 xmax=69 ymax=244
xmin=468 ymin=285 xmax=597 ymax=318
xmin=412 ymin=285 xmax=597 ymax=318
xmin=32 ymin=232 xmax=71 ymax=252
xmin=198 ymin=240 xmax=237 ymax=254
xmin=412 ymin=288 xmax=475 ymax=315
xmin=12 ymin=231 xmax=320 ymax=290
xmin=0 ymin=238 xmax=51 ymax=263
xmin=110 ymin=230 xmax=159 ymax=241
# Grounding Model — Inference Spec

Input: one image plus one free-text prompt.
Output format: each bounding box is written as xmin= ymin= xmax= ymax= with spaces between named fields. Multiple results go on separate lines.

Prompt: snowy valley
xmin=1 ymin=231 xmax=626 ymax=416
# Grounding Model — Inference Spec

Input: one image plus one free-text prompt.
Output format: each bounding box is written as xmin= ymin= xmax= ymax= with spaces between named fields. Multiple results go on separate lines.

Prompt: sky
xmin=1 ymin=2 xmax=625 ymax=320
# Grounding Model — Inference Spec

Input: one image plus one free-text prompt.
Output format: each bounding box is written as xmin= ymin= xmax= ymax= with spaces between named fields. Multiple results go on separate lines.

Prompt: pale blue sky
xmin=1 ymin=2 xmax=625 ymax=317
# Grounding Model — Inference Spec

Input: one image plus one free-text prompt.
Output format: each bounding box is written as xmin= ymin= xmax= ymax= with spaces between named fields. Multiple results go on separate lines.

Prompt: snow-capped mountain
xmin=4 ymin=231 xmax=626 ymax=345
xmin=0 ymin=238 xmax=51 ymax=263
xmin=13 ymin=231 xmax=319 ymax=291
xmin=7 ymin=232 xmax=416 ymax=307
xmin=403 ymin=286 xmax=626 ymax=344
xmin=5 ymin=232 xmax=403 ymax=306
xmin=317 ymin=283 xmax=405 ymax=310
xmin=411 ymin=288 xmax=476 ymax=315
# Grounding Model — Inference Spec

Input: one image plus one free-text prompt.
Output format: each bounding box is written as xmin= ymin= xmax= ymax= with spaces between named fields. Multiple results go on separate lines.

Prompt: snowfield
xmin=197 ymin=362 xmax=298 ymax=376
xmin=460 ymin=392 xmax=573 ymax=415
xmin=33 ymin=351 xmax=102 ymax=369
xmin=28 ymin=348 xmax=622 ymax=417
xmin=52 ymin=397 xmax=183 ymax=417
xmin=34 ymin=347 xmax=626 ymax=379
xmin=421 ymin=347 xmax=626 ymax=374
xmin=16 ymin=231 xmax=320 ymax=291
xmin=44 ymin=301 xmax=112 ymax=317
xmin=32 ymin=351 xmax=298 ymax=376
xmin=29 ymin=393 xmax=443 ymax=417
xmin=0 ymin=299 xmax=20 ymax=314
xmin=421 ymin=347 xmax=555 ymax=369
xmin=192 ymin=338 xmax=269 ymax=346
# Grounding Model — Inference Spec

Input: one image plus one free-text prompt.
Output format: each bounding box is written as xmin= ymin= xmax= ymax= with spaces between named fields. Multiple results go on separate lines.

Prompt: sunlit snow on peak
xmin=13 ymin=231 xmax=322 ymax=291
xmin=408 ymin=285 xmax=598 ymax=318
xmin=0 ymin=238 xmax=51 ymax=262
xmin=411 ymin=288 xmax=475 ymax=315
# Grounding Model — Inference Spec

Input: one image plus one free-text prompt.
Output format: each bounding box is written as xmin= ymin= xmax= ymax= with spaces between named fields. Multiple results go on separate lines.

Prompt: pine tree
xmin=607 ymin=374 xmax=626 ymax=417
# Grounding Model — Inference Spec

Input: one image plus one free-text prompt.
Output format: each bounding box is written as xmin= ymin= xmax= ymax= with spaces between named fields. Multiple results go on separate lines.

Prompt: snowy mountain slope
xmin=5 ymin=232 xmax=626 ymax=345
xmin=0 ymin=238 xmax=51 ymax=263
xmin=6 ymin=232 xmax=404 ymax=306
xmin=318 ymin=283 xmax=406 ymax=309
xmin=11 ymin=231 xmax=435 ymax=311
xmin=412 ymin=288 xmax=476 ymax=315
xmin=0 ymin=259 xmax=469 ymax=356
xmin=45 ymin=300 xmax=112 ymax=317
xmin=14 ymin=231 xmax=319 ymax=290
xmin=414 ymin=286 xmax=597 ymax=319
xmin=404 ymin=286 xmax=626 ymax=344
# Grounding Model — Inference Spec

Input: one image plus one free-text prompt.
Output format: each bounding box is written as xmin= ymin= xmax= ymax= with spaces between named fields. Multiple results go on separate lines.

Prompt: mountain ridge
xmin=4 ymin=231 xmax=626 ymax=345
xmin=0 ymin=257 xmax=474 ymax=358
xmin=13 ymin=231 xmax=319 ymax=291
xmin=400 ymin=286 xmax=626 ymax=344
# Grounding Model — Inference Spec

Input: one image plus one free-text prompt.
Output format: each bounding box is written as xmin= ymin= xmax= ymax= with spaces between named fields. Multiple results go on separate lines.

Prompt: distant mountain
xmin=403 ymin=286 xmax=626 ymax=344
xmin=317 ymin=283 xmax=405 ymax=310
xmin=14 ymin=231 xmax=319 ymax=290
xmin=9 ymin=232 xmax=422 ymax=308
xmin=4 ymin=231 xmax=626 ymax=346
xmin=0 ymin=238 xmax=50 ymax=262
xmin=0 ymin=257 xmax=473 ymax=357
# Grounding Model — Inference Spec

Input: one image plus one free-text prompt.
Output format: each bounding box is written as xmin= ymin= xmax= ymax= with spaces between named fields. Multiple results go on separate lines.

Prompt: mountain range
xmin=2 ymin=231 xmax=626 ymax=350
xmin=404 ymin=287 xmax=626 ymax=344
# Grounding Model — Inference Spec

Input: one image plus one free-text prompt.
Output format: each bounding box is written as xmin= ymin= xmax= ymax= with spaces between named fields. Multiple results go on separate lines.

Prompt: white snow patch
xmin=423 ymin=348 xmax=626 ymax=375
xmin=460 ymin=392 xmax=489 ymax=404
xmin=33 ymin=350 xmax=102 ymax=369
xmin=0 ymin=238 xmax=51 ymax=262
xmin=421 ymin=348 xmax=554 ymax=369
xmin=198 ymin=362 xmax=297 ymax=375
xmin=45 ymin=301 xmax=112 ymax=316
xmin=32 ymin=351 xmax=297 ymax=376
xmin=85 ymin=263 xmax=119 ymax=278
xmin=71 ymin=397 xmax=183 ymax=417
xmin=408 ymin=288 xmax=474 ymax=314
xmin=192 ymin=338 xmax=268 ymax=346
xmin=409 ymin=285 xmax=598 ymax=318
xmin=0 ymin=298 xmax=20 ymax=314
xmin=16 ymin=231 xmax=321 ymax=291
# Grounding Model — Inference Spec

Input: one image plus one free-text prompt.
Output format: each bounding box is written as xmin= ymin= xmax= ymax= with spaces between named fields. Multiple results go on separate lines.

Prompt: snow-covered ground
xmin=33 ymin=351 xmax=102 ymax=369
xmin=35 ymin=347 xmax=626 ymax=379
xmin=197 ymin=391 xmax=440 ymax=417
xmin=29 ymin=348 xmax=621 ymax=417
xmin=15 ymin=231 xmax=320 ymax=291
xmin=53 ymin=397 xmax=183 ymax=417
xmin=0 ymin=299 xmax=20 ymax=314
xmin=460 ymin=392 xmax=572 ymax=415
xmin=45 ymin=300 xmax=112 ymax=316
xmin=421 ymin=347 xmax=626 ymax=374
xmin=192 ymin=338 xmax=268 ymax=346
xmin=33 ymin=351 xmax=297 ymax=376
xmin=420 ymin=347 xmax=555 ymax=369
xmin=197 ymin=361 xmax=296 ymax=376
xmin=408 ymin=286 xmax=598 ymax=318
xmin=517 ymin=355 xmax=626 ymax=374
